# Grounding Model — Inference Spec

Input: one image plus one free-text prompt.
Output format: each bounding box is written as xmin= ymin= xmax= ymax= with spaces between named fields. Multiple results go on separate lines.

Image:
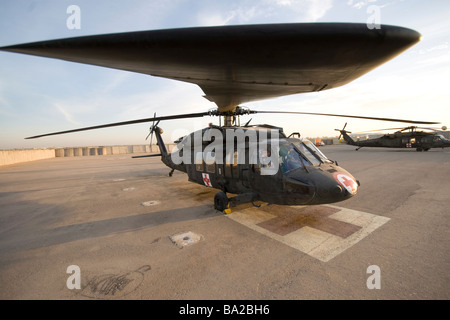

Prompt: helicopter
xmin=0 ymin=23 xmax=439 ymax=212
xmin=336 ymin=123 xmax=449 ymax=151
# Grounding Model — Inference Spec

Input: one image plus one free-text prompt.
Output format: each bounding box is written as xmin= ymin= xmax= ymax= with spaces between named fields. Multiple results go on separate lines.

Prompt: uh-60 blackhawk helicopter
xmin=336 ymin=123 xmax=449 ymax=151
xmin=1 ymin=23 xmax=439 ymax=212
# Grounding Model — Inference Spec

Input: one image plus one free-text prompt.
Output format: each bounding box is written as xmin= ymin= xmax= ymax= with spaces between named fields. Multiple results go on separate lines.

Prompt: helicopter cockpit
xmin=279 ymin=139 xmax=331 ymax=173
xmin=435 ymin=135 xmax=449 ymax=142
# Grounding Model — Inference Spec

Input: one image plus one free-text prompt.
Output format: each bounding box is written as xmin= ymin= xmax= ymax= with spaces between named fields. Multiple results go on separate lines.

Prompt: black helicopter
xmin=336 ymin=123 xmax=449 ymax=151
xmin=1 ymin=23 xmax=438 ymax=212
xmin=137 ymin=109 xmax=361 ymax=211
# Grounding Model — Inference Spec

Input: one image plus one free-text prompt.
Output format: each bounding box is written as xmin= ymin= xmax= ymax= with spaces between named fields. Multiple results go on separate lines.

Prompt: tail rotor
xmin=146 ymin=113 xmax=161 ymax=152
xmin=335 ymin=122 xmax=351 ymax=140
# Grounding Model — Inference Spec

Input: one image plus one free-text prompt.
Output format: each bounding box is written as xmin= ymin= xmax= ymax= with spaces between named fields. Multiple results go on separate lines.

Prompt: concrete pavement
xmin=0 ymin=145 xmax=448 ymax=300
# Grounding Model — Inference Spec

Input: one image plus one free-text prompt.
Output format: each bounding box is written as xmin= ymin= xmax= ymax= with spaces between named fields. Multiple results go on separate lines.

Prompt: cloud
xmin=302 ymin=0 xmax=334 ymax=21
xmin=196 ymin=0 xmax=334 ymax=26
xmin=54 ymin=103 xmax=81 ymax=126
xmin=417 ymin=42 xmax=449 ymax=55
xmin=196 ymin=3 xmax=259 ymax=26
xmin=347 ymin=0 xmax=378 ymax=9
xmin=418 ymin=53 xmax=450 ymax=66
xmin=265 ymin=0 xmax=334 ymax=21
xmin=197 ymin=11 xmax=238 ymax=26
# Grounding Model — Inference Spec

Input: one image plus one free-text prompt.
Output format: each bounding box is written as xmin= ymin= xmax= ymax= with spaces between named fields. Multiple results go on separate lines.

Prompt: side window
xmin=195 ymin=152 xmax=203 ymax=171
xmin=224 ymin=150 xmax=240 ymax=177
xmin=260 ymin=149 xmax=272 ymax=168
xmin=253 ymin=147 xmax=273 ymax=172
xmin=205 ymin=151 xmax=215 ymax=173
xmin=232 ymin=151 xmax=239 ymax=177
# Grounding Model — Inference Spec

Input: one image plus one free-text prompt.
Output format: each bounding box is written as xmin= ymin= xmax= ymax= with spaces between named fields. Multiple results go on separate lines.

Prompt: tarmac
xmin=0 ymin=144 xmax=449 ymax=300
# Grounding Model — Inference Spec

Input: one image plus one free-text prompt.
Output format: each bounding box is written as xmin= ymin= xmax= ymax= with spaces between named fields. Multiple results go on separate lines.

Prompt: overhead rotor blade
xmin=405 ymin=126 xmax=447 ymax=132
xmin=253 ymin=111 xmax=440 ymax=125
xmin=25 ymin=106 xmax=441 ymax=140
xmin=25 ymin=111 xmax=210 ymax=139
xmin=350 ymin=127 xmax=409 ymax=134
xmin=354 ymin=126 xmax=446 ymax=134
xmin=1 ymin=23 xmax=422 ymax=112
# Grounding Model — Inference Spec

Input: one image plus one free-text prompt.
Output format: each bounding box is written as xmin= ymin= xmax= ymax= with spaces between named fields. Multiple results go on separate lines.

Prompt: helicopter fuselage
xmin=339 ymin=129 xmax=450 ymax=151
xmin=155 ymin=124 xmax=359 ymax=209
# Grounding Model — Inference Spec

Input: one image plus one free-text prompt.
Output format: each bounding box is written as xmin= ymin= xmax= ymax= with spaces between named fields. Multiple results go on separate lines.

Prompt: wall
xmin=0 ymin=144 xmax=175 ymax=167
xmin=0 ymin=149 xmax=55 ymax=166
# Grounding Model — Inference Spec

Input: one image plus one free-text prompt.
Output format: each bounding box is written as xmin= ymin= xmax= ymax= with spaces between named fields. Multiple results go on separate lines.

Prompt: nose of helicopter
xmin=330 ymin=172 xmax=359 ymax=200
xmin=310 ymin=170 xmax=359 ymax=204
xmin=286 ymin=168 xmax=359 ymax=205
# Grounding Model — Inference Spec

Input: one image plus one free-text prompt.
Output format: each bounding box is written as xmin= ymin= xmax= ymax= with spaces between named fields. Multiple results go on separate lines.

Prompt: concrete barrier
xmin=55 ymin=148 xmax=64 ymax=157
xmin=1 ymin=144 xmax=176 ymax=166
xmin=73 ymin=147 xmax=83 ymax=157
xmin=0 ymin=149 xmax=55 ymax=166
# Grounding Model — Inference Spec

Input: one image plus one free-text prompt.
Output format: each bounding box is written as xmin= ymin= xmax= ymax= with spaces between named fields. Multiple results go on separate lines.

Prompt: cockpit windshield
xmin=278 ymin=139 xmax=330 ymax=173
xmin=294 ymin=140 xmax=330 ymax=163
xmin=279 ymin=143 xmax=309 ymax=173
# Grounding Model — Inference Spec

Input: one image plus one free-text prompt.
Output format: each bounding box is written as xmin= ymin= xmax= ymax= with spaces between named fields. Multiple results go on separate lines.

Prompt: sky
xmin=0 ymin=0 xmax=449 ymax=149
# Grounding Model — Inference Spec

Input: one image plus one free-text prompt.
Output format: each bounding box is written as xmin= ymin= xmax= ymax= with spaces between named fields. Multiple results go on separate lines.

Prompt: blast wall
xmin=0 ymin=144 xmax=174 ymax=166
xmin=0 ymin=149 xmax=55 ymax=166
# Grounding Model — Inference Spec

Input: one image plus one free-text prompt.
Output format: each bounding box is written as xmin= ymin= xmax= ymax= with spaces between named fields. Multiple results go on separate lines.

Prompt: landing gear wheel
xmin=214 ymin=191 xmax=230 ymax=213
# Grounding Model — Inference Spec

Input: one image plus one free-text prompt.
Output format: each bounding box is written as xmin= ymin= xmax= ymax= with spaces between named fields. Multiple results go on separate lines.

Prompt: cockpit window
xmin=277 ymin=139 xmax=331 ymax=173
xmin=302 ymin=140 xmax=331 ymax=163
xmin=279 ymin=143 xmax=310 ymax=173
xmin=292 ymin=140 xmax=331 ymax=164
xmin=293 ymin=142 xmax=321 ymax=165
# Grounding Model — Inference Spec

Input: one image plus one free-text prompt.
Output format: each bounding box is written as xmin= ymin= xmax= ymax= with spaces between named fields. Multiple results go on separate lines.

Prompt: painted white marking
xmin=227 ymin=205 xmax=390 ymax=262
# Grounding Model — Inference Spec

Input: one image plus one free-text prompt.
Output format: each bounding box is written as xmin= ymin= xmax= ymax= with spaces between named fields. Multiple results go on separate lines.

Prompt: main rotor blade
xmin=410 ymin=126 xmax=446 ymax=131
xmin=351 ymin=126 xmax=446 ymax=134
xmin=25 ymin=111 xmax=210 ymax=139
xmin=254 ymin=111 xmax=440 ymax=125
xmin=350 ymin=127 xmax=409 ymax=134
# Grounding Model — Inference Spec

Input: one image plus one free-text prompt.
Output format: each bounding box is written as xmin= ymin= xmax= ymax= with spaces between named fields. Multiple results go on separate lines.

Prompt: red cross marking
xmin=334 ymin=173 xmax=358 ymax=195
xmin=202 ymin=173 xmax=212 ymax=187
xmin=257 ymin=205 xmax=362 ymax=238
